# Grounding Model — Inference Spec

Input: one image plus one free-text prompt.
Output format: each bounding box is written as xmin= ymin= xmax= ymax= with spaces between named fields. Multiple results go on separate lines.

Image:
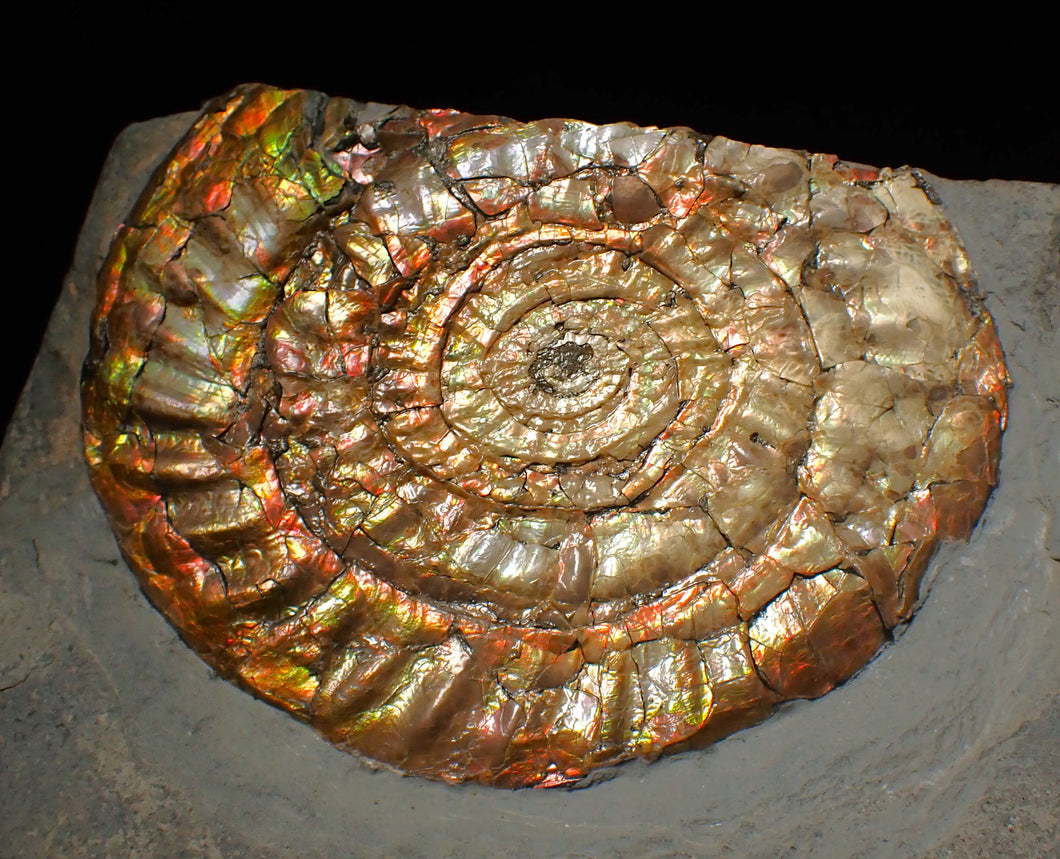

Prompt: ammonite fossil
xmin=82 ymin=84 xmax=1009 ymax=788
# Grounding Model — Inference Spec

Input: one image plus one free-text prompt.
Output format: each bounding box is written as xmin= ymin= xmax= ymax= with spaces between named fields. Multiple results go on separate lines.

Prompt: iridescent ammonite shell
xmin=81 ymin=84 xmax=1010 ymax=788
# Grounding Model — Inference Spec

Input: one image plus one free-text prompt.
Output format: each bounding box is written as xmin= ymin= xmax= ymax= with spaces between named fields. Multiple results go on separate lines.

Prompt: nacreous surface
xmin=81 ymin=84 xmax=1009 ymax=788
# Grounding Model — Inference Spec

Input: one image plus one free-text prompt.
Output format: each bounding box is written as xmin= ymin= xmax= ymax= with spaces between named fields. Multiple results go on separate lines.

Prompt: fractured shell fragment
xmin=81 ymin=84 xmax=1009 ymax=787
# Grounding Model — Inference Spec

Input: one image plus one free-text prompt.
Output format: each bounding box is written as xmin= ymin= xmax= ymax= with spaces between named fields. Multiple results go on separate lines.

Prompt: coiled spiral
xmin=82 ymin=85 xmax=1008 ymax=787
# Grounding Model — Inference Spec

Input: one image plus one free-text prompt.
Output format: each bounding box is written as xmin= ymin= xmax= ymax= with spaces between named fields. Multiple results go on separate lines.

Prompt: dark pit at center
xmin=529 ymin=341 xmax=599 ymax=397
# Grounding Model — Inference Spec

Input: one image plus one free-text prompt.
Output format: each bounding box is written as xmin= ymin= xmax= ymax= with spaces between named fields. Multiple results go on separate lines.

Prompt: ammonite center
xmin=530 ymin=339 xmax=599 ymax=397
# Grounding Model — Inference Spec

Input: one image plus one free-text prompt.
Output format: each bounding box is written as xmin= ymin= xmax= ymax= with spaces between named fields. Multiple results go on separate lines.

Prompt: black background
xmin=5 ymin=10 xmax=1057 ymax=438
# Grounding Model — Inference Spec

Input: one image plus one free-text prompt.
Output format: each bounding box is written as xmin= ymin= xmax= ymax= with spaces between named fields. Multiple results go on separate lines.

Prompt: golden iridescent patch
xmin=81 ymin=84 xmax=1009 ymax=787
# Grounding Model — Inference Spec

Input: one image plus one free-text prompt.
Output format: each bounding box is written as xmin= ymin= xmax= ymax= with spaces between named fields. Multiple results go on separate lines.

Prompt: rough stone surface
xmin=1 ymin=114 xmax=1057 ymax=858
